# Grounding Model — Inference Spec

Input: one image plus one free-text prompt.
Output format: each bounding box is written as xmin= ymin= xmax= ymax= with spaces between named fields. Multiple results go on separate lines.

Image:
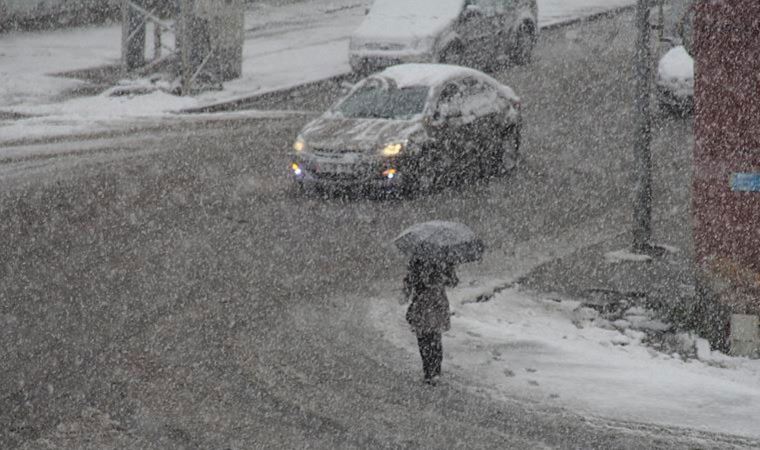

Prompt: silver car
xmin=349 ymin=0 xmax=539 ymax=74
xmin=290 ymin=64 xmax=522 ymax=195
xmin=656 ymin=45 xmax=694 ymax=113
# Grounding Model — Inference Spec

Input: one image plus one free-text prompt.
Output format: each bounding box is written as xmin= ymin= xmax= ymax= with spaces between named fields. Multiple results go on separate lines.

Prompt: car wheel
xmin=496 ymin=130 xmax=520 ymax=176
xmin=511 ymin=22 xmax=536 ymax=65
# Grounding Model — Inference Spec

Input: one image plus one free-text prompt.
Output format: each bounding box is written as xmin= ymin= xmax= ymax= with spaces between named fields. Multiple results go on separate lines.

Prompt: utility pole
xmin=179 ymin=0 xmax=193 ymax=95
xmin=120 ymin=0 xmax=129 ymax=75
xmin=632 ymin=0 xmax=654 ymax=253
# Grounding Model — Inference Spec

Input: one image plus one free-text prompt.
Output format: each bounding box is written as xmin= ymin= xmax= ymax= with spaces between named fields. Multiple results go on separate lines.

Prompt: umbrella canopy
xmin=394 ymin=220 xmax=485 ymax=264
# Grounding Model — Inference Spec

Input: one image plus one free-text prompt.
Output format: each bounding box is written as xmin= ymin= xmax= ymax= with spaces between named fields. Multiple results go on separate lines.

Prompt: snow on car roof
xmin=376 ymin=64 xmax=519 ymax=99
xmin=368 ymin=0 xmax=465 ymax=18
xmin=379 ymin=64 xmax=489 ymax=88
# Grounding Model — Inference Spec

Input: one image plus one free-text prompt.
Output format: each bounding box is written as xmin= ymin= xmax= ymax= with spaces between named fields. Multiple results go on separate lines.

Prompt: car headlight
xmin=381 ymin=142 xmax=404 ymax=157
xmin=293 ymin=137 xmax=306 ymax=152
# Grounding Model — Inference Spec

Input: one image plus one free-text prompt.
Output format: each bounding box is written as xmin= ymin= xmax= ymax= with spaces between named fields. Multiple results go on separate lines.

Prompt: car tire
xmin=495 ymin=130 xmax=520 ymax=176
xmin=511 ymin=22 xmax=536 ymax=65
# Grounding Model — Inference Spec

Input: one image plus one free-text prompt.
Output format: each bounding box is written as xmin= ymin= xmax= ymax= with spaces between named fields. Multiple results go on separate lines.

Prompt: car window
xmin=473 ymin=0 xmax=505 ymax=15
xmin=460 ymin=77 xmax=501 ymax=117
xmin=435 ymin=83 xmax=465 ymax=117
xmin=334 ymin=82 xmax=430 ymax=120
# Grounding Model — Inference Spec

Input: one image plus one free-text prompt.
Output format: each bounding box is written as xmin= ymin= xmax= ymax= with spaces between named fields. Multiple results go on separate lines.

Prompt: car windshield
xmin=335 ymin=84 xmax=429 ymax=120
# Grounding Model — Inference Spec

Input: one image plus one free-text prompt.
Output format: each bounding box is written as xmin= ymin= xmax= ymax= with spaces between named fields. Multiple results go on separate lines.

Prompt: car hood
xmin=301 ymin=116 xmax=424 ymax=153
xmin=351 ymin=0 xmax=464 ymax=46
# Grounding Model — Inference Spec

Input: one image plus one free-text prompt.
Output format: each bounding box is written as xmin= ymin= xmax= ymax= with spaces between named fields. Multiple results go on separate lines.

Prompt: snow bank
xmin=603 ymin=249 xmax=652 ymax=263
xmin=13 ymin=90 xmax=197 ymax=119
xmin=369 ymin=283 xmax=760 ymax=439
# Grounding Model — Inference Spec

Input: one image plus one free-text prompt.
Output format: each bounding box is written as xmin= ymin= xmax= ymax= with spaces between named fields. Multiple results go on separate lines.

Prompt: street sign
xmin=730 ymin=173 xmax=760 ymax=192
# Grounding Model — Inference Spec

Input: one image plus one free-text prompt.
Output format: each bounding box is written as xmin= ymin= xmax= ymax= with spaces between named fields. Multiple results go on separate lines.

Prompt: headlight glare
xmin=293 ymin=138 xmax=306 ymax=152
xmin=381 ymin=142 xmax=404 ymax=157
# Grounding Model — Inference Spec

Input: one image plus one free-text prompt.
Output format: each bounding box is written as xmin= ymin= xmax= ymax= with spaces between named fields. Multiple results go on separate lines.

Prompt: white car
xmin=349 ymin=0 xmax=539 ymax=74
xmin=655 ymin=45 xmax=694 ymax=113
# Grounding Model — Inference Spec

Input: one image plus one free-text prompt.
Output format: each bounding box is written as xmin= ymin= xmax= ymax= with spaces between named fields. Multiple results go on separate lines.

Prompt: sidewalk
xmin=520 ymin=231 xmax=696 ymax=316
xmin=367 ymin=231 xmax=760 ymax=441
xmin=0 ymin=0 xmax=636 ymax=146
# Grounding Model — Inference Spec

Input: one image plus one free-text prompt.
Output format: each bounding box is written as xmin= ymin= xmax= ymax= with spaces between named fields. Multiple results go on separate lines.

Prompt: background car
xmin=656 ymin=44 xmax=694 ymax=113
xmin=290 ymin=63 xmax=522 ymax=196
xmin=349 ymin=0 xmax=539 ymax=74
xmin=654 ymin=0 xmax=694 ymax=114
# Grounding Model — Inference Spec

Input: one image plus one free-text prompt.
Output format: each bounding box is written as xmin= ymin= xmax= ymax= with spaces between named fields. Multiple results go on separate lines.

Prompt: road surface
xmin=2 ymin=11 xmax=754 ymax=449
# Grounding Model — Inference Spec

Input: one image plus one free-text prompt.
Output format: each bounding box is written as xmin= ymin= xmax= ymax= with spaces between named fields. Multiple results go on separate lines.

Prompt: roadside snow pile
xmin=603 ymin=249 xmax=652 ymax=263
xmin=369 ymin=282 xmax=760 ymax=439
xmin=0 ymin=79 xmax=197 ymax=143
xmin=0 ymin=25 xmax=121 ymax=108
xmin=11 ymin=76 xmax=195 ymax=119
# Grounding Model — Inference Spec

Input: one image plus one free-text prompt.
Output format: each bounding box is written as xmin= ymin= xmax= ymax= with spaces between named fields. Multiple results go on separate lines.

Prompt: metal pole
xmin=121 ymin=0 xmax=129 ymax=75
xmin=180 ymin=0 xmax=192 ymax=95
xmin=632 ymin=0 xmax=654 ymax=253
xmin=154 ymin=21 xmax=162 ymax=60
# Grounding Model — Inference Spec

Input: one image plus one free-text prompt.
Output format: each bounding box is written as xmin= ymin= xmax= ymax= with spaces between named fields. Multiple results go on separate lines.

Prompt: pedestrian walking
xmin=394 ymin=220 xmax=483 ymax=385
xmin=403 ymin=257 xmax=458 ymax=385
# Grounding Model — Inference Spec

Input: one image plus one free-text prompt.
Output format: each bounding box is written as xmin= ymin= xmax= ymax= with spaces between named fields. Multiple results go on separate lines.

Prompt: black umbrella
xmin=394 ymin=221 xmax=485 ymax=264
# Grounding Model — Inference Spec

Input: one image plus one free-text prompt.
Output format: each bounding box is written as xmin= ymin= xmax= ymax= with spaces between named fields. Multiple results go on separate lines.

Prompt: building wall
xmin=693 ymin=0 xmax=760 ymax=315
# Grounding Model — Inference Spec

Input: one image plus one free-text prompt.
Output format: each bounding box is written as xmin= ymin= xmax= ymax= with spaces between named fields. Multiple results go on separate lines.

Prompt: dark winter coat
xmin=404 ymin=260 xmax=456 ymax=334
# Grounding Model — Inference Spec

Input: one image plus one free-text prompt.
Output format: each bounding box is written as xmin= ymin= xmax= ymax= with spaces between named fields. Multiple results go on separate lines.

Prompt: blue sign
xmin=730 ymin=173 xmax=760 ymax=192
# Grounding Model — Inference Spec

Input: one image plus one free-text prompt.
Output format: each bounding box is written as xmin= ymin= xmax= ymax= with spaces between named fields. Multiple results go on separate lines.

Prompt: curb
xmin=540 ymin=4 xmax=637 ymax=31
xmin=179 ymin=73 xmax=356 ymax=114
xmin=181 ymin=4 xmax=638 ymax=115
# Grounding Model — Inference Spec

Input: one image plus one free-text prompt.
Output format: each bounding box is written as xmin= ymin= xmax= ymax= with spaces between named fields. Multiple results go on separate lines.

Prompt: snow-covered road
xmin=3 ymin=10 xmax=758 ymax=447
xmin=0 ymin=0 xmax=636 ymax=145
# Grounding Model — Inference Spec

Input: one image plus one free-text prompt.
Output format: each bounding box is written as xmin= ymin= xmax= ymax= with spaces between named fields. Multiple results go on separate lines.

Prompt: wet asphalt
xmin=4 ymin=10 xmax=754 ymax=450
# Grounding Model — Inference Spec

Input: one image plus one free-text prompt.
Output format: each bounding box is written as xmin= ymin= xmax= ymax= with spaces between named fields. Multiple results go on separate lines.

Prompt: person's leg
xmin=432 ymin=332 xmax=443 ymax=377
xmin=416 ymin=332 xmax=435 ymax=380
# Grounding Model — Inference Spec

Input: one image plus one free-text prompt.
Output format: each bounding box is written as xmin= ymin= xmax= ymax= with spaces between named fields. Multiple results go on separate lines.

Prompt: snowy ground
xmin=368 ymin=279 xmax=760 ymax=440
xmin=0 ymin=0 xmax=635 ymax=145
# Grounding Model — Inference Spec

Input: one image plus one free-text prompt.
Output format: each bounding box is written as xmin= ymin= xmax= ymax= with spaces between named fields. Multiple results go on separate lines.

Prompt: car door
xmin=458 ymin=77 xmax=510 ymax=172
xmin=429 ymin=81 xmax=471 ymax=177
